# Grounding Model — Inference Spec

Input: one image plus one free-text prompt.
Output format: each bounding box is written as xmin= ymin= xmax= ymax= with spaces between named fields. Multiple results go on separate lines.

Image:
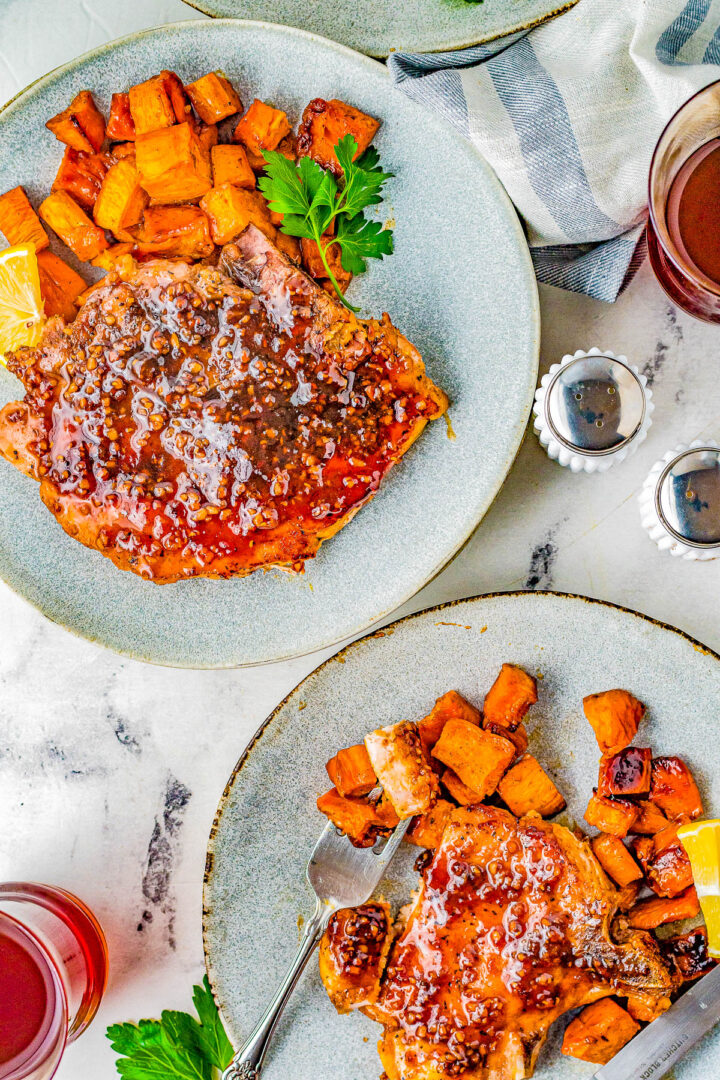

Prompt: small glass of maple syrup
xmin=0 ymin=883 xmax=108 ymax=1080
xmin=648 ymin=78 xmax=720 ymax=322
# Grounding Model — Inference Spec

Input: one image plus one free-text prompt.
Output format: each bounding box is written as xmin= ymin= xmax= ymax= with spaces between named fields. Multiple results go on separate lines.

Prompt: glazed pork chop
xmin=0 ymin=225 xmax=447 ymax=582
xmin=320 ymin=806 xmax=677 ymax=1079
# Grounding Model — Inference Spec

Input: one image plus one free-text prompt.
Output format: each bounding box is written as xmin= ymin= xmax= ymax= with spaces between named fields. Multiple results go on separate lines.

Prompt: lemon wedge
xmin=0 ymin=243 xmax=46 ymax=365
xmin=677 ymin=818 xmax=720 ymax=957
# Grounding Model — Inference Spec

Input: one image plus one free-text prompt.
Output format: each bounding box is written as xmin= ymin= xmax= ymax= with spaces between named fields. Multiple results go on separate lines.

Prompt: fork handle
xmin=222 ymin=899 xmax=335 ymax=1080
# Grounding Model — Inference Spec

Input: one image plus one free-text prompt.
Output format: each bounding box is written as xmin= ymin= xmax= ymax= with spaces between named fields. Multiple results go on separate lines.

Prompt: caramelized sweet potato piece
xmin=483 ymin=664 xmax=538 ymax=732
xmin=442 ymin=768 xmax=483 ymax=806
xmin=128 ymin=72 xmax=178 ymax=136
xmin=210 ymin=144 xmax=256 ymax=190
xmin=275 ymin=232 xmax=301 ymax=263
xmin=497 ymin=754 xmax=566 ymax=818
xmin=406 ymin=799 xmax=455 ymax=849
xmin=163 ymin=72 xmax=194 ymax=127
xmin=627 ymin=886 xmax=700 ymax=929
xmin=591 ymin=833 xmax=643 ymax=887
xmin=233 ymin=99 xmax=291 ymax=168
xmin=0 ymin=186 xmax=49 ymax=250
xmin=365 ymin=721 xmax=439 ymax=818
xmin=326 ymin=744 xmax=376 ymax=798
xmin=616 ymin=881 xmax=640 ymax=912
xmin=200 ymin=184 xmax=276 ymax=245
xmin=485 ymin=722 xmax=528 ymax=763
xmin=185 ymin=72 xmax=242 ymax=124
xmin=94 ymin=160 xmax=148 ymax=235
xmin=196 ymin=123 xmax=218 ymax=155
xmin=561 ymin=999 xmax=639 ymax=1065
xmin=625 ymin=992 xmax=672 ymax=1023
xmin=650 ymin=756 xmax=704 ymax=822
xmin=135 ymin=122 xmax=212 ymax=203
xmin=53 ymin=148 xmax=110 ymax=211
xmin=130 ymin=206 xmax=213 ymax=259
xmin=585 ymin=793 xmax=639 ymax=838
xmin=663 ymin=927 xmax=716 ymax=981
xmin=111 ymin=142 xmax=136 ymax=162
xmin=374 ymin=794 xmax=400 ymax=829
xmin=300 ymin=236 xmax=353 ymax=291
xmin=36 ymin=249 xmax=86 ymax=320
xmin=634 ymin=825 xmax=694 ymax=898
xmin=107 ymin=92 xmax=136 ymax=141
xmin=598 ymin=746 xmax=652 ymax=799
xmin=317 ymin=788 xmax=390 ymax=848
xmin=297 ymin=98 xmax=380 ymax=177
xmin=583 ymin=689 xmax=645 ymax=754
xmin=46 ymin=90 xmax=105 ymax=153
xmin=38 ymin=191 xmax=108 ymax=261
xmin=414 ymin=691 xmax=479 ymax=759
xmin=319 ymin=902 xmax=393 ymax=1012
xmin=633 ymin=799 xmax=669 ymax=836
xmin=91 ymin=243 xmax=134 ymax=271
xmin=432 ymin=718 xmax=515 ymax=800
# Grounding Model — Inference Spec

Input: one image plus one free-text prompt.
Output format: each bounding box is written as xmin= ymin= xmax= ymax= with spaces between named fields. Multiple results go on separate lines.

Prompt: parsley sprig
xmin=259 ymin=135 xmax=394 ymax=311
xmin=106 ymin=977 xmax=233 ymax=1079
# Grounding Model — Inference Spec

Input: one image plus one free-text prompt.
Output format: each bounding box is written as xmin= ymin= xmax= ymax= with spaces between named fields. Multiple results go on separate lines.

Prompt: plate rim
xmin=202 ymin=588 xmax=720 ymax=1004
xmin=0 ymin=19 xmax=540 ymax=668
xmin=179 ymin=0 xmax=580 ymax=59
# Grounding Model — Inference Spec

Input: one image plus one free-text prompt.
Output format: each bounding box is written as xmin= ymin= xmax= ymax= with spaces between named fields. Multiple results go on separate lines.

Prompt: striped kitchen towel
xmin=388 ymin=0 xmax=720 ymax=301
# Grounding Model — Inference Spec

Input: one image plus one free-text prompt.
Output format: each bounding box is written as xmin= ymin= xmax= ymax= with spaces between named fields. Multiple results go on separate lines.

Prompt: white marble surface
xmin=2 ymin=2 xmax=720 ymax=1076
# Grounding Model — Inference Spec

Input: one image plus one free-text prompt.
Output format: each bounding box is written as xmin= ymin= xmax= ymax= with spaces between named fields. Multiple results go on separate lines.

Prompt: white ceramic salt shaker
xmin=639 ymin=440 xmax=720 ymax=560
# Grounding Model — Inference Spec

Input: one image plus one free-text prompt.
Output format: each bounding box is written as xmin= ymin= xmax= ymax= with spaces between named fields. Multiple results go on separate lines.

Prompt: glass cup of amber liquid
xmin=648 ymin=78 xmax=720 ymax=322
xmin=0 ymin=883 xmax=108 ymax=1080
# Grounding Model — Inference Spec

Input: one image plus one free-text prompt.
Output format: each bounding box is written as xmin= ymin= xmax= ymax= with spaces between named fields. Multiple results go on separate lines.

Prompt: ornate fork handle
xmin=221 ymin=900 xmax=334 ymax=1080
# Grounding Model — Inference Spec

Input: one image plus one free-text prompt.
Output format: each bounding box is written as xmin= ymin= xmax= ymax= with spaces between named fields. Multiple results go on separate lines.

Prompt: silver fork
xmin=222 ymin=816 xmax=411 ymax=1080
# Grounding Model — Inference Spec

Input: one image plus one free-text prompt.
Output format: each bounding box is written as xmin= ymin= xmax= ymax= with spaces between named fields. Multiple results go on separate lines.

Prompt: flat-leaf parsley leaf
xmin=259 ymin=135 xmax=394 ymax=311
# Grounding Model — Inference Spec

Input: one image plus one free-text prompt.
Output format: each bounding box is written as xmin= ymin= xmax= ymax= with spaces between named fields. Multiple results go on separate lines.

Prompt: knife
xmin=594 ymin=963 xmax=720 ymax=1080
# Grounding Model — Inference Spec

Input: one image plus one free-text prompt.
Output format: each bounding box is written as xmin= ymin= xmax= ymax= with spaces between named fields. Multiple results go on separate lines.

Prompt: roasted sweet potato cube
xmin=633 ymin=799 xmax=669 ymax=836
xmin=196 ymin=123 xmax=219 ymax=155
xmin=627 ymin=886 xmax=700 ymax=929
xmin=128 ymin=72 xmax=177 ymax=135
xmin=432 ymin=718 xmax=515 ymax=800
xmin=406 ymin=799 xmax=455 ymax=849
xmin=107 ymin=92 xmax=136 ymax=141
xmin=0 ymin=186 xmax=49 ymax=250
xmin=485 ymin=722 xmax=528 ymax=762
xmin=200 ymin=184 xmax=275 ymax=245
xmin=616 ymin=881 xmax=640 ymax=912
xmin=135 ymin=122 xmax=212 ymax=203
xmin=663 ymin=927 xmax=717 ymax=981
xmin=561 ymin=999 xmax=639 ymax=1065
xmin=635 ymin=825 xmax=694 ymax=898
xmin=319 ymin=902 xmax=393 ymax=1012
xmin=93 ymin=160 xmax=148 ymax=235
xmin=585 ymin=793 xmax=639 ymax=838
xmin=91 ymin=243 xmax=135 ymax=271
xmin=297 ymin=98 xmax=380 ymax=177
xmin=38 ymin=191 xmax=108 ymax=261
xmin=111 ymin=142 xmax=136 ymax=161
xmin=365 ymin=721 xmax=439 ymax=818
xmin=46 ymin=90 xmax=105 ymax=153
xmin=275 ymin=232 xmax=301 ymax=263
xmin=36 ymin=249 xmax=86 ymax=321
xmin=442 ymin=768 xmax=483 ymax=806
xmin=53 ymin=148 xmax=110 ymax=211
xmin=483 ymin=664 xmax=538 ymax=732
xmin=234 ymin=99 xmax=291 ymax=165
xmin=163 ymin=72 xmax=194 ymax=127
xmin=598 ymin=746 xmax=652 ymax=799
xmin=625 ymin=992 xmax=672 ymax=1023
xmin=497 ymin=754 xmax=566 ymax=818
xmin=326 ymin=744 xmax=376 ymax=798
xmin=591 ymin=834 xmax=643 ymax=887
xmin=300 ymin=236 xmax=352 ymax=291
xmin=130 ymin=205 xmax=213 ymax=260
xmin=374 ymin=794 xmax=399 ymax=829
xmin=185 ymin=72 xmax=242 ymax=124
xmin=650 ymin=756 xmax=704 ymax=822
xmin=210 ymin=144 xmax=256 ymax=189
xmin=583 ymin=689 xmax=645 ymax=754
xmin=417 ymin=690 xmax=481 ymax=757
xmin=317 ymin=788 xmax=389 ymax=848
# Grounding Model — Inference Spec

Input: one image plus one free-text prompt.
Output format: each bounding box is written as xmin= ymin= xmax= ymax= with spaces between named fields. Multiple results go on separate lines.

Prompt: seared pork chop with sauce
xmin=0 ymin=225 xmax=447 ymax=582
xmin=320 ymin=806 xmax=677 ymax=1080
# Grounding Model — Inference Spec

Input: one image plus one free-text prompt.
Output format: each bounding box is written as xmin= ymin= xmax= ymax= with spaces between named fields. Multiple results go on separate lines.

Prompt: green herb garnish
xmin=106 ymin=977 xmax=233 ymax=1079
xmin=259 ymin=135 xmax=394 ymax=311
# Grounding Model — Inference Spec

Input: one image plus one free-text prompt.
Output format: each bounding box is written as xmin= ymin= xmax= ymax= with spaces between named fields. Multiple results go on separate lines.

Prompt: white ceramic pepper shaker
xmin=639 ymin=440 xmax=720 ymax=560
xmin=533 ymin=348 xmax=653 ymax=473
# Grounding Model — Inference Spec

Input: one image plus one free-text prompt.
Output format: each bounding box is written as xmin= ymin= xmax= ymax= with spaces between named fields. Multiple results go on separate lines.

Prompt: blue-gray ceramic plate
xmin=182 ymin=0 xmax=579 ymax=58
xmin=0 ymin=20 xmax=539 ymax=668
xmin=204 ymin=591 xmax=720 ymax=1078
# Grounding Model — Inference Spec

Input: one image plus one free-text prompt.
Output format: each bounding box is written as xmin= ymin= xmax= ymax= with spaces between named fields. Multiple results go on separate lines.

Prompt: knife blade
xmin=593 ymin=963 xmax=720 ymax=1080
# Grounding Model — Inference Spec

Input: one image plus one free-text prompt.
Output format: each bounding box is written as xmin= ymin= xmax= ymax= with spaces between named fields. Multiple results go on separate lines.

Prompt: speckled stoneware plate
xmin=0 ymin=20 xmax=539 ymax=668
xmin=204 ymin=591 xmax=720 ymax=1078
xmin=182 ymin=0 xmax=578 ymax=58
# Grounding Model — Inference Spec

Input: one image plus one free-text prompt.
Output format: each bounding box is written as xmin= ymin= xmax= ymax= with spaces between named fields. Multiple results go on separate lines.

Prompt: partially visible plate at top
xmin=0 ymin=20 xmax=539 ymax=667
xmin=204 ymin=591 xmax=720 ymax=1078
xmin=182 ymin=0 xmax=579 ymax=58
